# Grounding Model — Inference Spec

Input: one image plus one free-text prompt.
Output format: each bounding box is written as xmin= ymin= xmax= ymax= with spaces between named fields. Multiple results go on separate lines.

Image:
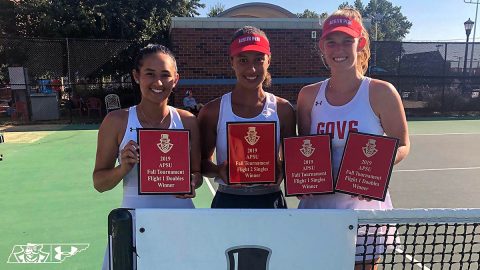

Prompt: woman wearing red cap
xmin=199 ymin=26 xmax=296 ymax=208
xmin=296 ymin=8 xmax=410 ymax=269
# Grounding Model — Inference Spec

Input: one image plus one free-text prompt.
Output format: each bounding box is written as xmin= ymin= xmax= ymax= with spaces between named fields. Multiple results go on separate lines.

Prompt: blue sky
xmin=197 ymin=0 xmax=476 ymax=42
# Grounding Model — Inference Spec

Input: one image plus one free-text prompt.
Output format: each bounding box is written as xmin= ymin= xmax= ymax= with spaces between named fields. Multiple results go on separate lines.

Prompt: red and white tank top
xmin=300 ymin=77 xmax=393 ymax=210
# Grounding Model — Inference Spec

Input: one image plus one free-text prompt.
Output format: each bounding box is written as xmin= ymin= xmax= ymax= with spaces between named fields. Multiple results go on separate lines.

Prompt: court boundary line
xmin=411 ymin=133 xmax=480 ymax=136
xmin=394 ymin=167 xmax=480 ymax=172
xmin=395 ymin=248 xmax=431 ymax=270
xmin=205 ymin=178 xmax=216 ymax=196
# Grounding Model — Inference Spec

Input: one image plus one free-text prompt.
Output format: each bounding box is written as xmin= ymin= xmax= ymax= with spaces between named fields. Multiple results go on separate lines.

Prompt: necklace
xmin=138 ymin=106 xmax=169 ymax=128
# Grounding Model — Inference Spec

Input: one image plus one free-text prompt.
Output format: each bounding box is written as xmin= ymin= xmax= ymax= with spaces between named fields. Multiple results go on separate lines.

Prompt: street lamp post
xmin=464 ymin=18 xmax=474 ymax=76
xmin=464 ymin=0 xmax=480 ymax=70
xmin=371 ymin=13 xmax=384 ymax=68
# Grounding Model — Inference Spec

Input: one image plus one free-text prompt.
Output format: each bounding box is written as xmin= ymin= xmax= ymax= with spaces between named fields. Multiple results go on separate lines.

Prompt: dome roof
xmin=217 ymin=2 xmax=296 ymax=18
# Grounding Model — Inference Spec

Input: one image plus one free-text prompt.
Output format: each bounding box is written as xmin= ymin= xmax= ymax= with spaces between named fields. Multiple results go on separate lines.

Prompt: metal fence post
xmin=441 ymin=43 xmax=448 ymax=113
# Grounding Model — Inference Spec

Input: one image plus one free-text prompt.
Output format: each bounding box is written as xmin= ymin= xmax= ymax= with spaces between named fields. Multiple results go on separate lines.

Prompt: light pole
xmin=464 ymin=18 xmax=474 ymax=76
xmin=371 ymin=13 xmax=384 ymax=68
xmin=464 ymin=0 xmax=479 ymax=70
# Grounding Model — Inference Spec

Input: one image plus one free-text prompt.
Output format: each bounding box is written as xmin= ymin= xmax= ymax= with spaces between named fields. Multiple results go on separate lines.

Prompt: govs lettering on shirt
xmin=316 ymin=120 xmax=358 ymax=139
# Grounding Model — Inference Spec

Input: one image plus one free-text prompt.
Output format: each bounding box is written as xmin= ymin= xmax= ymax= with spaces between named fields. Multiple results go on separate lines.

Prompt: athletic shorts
xmin=211 ymin=191 xmax=287 ymax=209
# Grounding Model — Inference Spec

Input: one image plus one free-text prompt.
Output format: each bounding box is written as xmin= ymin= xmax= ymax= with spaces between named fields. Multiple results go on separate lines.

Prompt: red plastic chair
xmin=11 ymin=101 xmax=28 ymax=122
xmin=70 ymin=98 xmax=86 ymax=116
xmin=86 ymin=97 xmax=102 ymax=117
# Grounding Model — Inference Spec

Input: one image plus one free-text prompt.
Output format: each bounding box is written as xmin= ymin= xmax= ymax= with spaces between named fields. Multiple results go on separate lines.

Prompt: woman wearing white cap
xmin=199 ymin=26 xmax=296 ymax=208
xmin=296 ymin=8 xmax=410 ymax=269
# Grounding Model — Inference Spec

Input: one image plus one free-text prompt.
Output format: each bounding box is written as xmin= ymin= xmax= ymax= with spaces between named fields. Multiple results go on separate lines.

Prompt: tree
xmin=353 ymin=0 xmax=365 ymax=12
xmin=338 ymin=0 xmax=412 ymax=41
xmin=0 ymin=0 xmax=16 ymax=36
xmin=338 ymin=1 xmax=352 ymax=9
xmin=1 ymin=0 xmax=205 ymax=82
xmin=339 ymin=0 xmax=364 ymax=10
xmin=207 ymin=2 xmax=225 ymax=17
xmin=8 ymin=0 xmax=205 ymax=41
xmin=296 ymin=9 xmax=328 ymax=20
xmin=364 ymin=0 xmax=411 ymax=41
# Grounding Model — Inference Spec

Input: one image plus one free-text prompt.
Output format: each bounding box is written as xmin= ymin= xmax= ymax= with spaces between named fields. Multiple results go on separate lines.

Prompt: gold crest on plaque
xmin=362 ymin=139 xmax=378 ymax=158
xmin=300 ymin=139 xmax=315 ymax=158
xmin=157 ymin=134 xmax=174 ymax=153
xmin=244 ymin=127 xmax=260 ymax=146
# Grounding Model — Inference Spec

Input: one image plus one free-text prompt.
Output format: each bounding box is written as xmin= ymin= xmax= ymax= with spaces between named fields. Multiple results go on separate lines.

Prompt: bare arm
xmin=297 ymin=83 xmax=321 ymax=136
xmin=370 ymin=80 xmax=410 ymax=164
xmin=276 ymin=96 xmax=297 ymax=161
xmin=274 ymin=97 xmax=297 ymax=184
xmin=277 ymin=97 xmax=297 ymax=141
xmin=178 ymin=109 xmax=202 ymax=185
xmin=176 ymin=109 xmax=203 ymax=198
xmin=92 ymin=110 xmax=135 ymax=192
xmin=295 ymin=83 xmax=321 ymax=199
xmin=198 ymin=99 xmax=227 ymax=180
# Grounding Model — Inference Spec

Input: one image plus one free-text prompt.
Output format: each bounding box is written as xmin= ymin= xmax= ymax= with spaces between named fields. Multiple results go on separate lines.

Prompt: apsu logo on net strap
xmin=7 ymin=243 xmax=89 ymax=264
xmin=226 ymin=245 xmax=271 ymax=270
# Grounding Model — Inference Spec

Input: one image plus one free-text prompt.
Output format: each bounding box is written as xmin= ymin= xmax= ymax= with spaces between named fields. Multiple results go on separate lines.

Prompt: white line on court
xmin=411 ymin=133 xmax=480 ymax=136
xmin=395 ymin=248 xmax=431 ymax=270
xmin=205 ymin=177 xmax=216 ymax=196
xmin=394 ymin=167 xmax=480 ymax=172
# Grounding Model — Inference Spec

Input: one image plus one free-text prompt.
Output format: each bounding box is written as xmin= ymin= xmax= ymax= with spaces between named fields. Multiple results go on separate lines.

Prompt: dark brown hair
xmin=231 ymin=26 xmax=272 ymax=88
xmin=134 ymin=44 xmax=177 ymax=72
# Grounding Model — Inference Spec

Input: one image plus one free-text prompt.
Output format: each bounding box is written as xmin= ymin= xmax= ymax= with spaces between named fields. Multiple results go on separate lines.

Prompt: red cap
xmin=229 ymin=34 xmax=271 ymax=56
xmin=321 ymin=15 xmax=363 ymax=39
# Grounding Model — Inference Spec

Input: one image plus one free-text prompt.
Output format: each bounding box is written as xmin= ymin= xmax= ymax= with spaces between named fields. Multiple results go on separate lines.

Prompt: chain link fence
xmin=0 ymin=38 xmax=479 ymax=124
xmin=0 ymin=37 xmax=140 ymax=123
xmin=369 ymin=41 xmax=480 ymax=116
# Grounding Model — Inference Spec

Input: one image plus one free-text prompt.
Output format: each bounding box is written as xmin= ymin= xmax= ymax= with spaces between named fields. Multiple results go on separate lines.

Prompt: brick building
xmin=169 ymin=3 xmax=329 ymax=107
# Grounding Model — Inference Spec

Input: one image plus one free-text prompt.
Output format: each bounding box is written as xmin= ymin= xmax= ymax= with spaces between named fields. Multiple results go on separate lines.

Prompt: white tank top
xmin=299 ymin=77 xmax=393 ymax=210
xmin=118 ymin=106 xmax=194 ymax=208
xmin=215 ymin=92 xmax=281 ymax=185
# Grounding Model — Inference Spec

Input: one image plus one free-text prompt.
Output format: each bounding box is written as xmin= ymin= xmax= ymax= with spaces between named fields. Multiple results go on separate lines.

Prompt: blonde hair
xmin=328 ymin=8 xmax=371 ymax=75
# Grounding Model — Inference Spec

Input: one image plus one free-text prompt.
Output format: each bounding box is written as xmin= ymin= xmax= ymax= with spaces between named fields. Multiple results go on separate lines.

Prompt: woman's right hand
xmin=296 ymin=194 xmax=315 ymax=200
xmin=217 ymin=161 xmax=228 ymax=183
xmin=218 ymin=161 xmax=249 ymax=188
xmin=119 ymin=140 xmax=139 ymax=175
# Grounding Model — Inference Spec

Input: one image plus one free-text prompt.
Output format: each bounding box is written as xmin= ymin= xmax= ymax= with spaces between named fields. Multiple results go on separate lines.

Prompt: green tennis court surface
xmin=0 ymin=119 xmax=479 ymax=269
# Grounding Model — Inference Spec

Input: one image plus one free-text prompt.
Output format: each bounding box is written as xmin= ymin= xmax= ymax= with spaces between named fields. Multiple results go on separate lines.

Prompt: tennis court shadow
xmin=407 ymin=115 xmax=480 ymax=121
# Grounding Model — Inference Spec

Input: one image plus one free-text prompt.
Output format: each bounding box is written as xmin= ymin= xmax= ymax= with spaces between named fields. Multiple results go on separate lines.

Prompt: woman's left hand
xmin=175 ymin=173 xmax=203 ymax=199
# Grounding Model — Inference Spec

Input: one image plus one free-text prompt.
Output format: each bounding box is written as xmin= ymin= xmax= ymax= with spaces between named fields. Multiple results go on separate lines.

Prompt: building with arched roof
xmin=169 ymin=2 xmax=326 ymax=106
xmin=216 ymin=2 xmax=296 ymax=18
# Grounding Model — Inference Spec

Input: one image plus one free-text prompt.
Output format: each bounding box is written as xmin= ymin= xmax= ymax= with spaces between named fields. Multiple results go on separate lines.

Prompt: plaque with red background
xmin=283 ymin=134 xmax=334 ymax=196
xmin=335 ymin=132 xmax=398 ymax=201
xmin=137 ymin=129 xmax=191 ymax=195
xmin=227 ymin=122 xmax=276 ymax=185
